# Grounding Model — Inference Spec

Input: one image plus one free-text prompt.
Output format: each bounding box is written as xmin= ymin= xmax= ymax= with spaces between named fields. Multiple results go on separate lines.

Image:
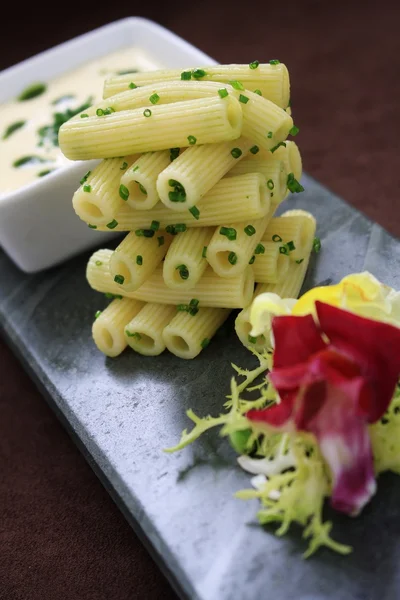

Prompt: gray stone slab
xmin=1 ymin=174 xmax=399 ymax=600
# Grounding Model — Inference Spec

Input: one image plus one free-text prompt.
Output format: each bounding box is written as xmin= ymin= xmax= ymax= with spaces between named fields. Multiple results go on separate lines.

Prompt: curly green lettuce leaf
xmin=370 ymin=385 xmax=400 ymax=475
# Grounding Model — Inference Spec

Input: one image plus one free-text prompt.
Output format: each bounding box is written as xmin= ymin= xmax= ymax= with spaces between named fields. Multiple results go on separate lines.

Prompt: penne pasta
xmin=59 ymin=96 xmax=243 ymax=160
xmin=163 ymin=227 xmax=215 ymax=290
xmin=163 ymin=307 xmax=231 ymax=359
xmin=252 ymin=241 xmax=290 ymax=284
xmin=227 ymin=158 xmax=287 ymax=205
xmin=103 ymin=64 xmax=290 ymax=109
xmin=87 ymin=250 xmax=255 ymax=308
xmin=124 ymin=303 xmax=176 ymax=356
xmin=92 ymin=297 xmax=145 ymax=357
xmin=156 ymin=138 xmax=252 ymax=211
xmin=72 ymin=155 xmax=137 ymax=225
xmin=94 ymin=173 xmax=270 ymax=231
xmin=206 ymin=208 xmax=274 ymax=278
xmin=120 ymin=150 xmax=171 ymax=210
xmin=109 ymin=230 xmax=172 ymax=292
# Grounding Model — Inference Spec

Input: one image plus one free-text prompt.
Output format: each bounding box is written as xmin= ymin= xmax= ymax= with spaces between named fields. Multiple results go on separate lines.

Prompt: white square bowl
xmin=0 ymin=18 xmax=216 ymax=273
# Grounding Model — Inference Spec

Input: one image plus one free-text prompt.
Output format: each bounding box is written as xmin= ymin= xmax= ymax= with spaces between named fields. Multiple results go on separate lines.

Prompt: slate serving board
xmin=1 ymin=174 xmax=400 ymax=600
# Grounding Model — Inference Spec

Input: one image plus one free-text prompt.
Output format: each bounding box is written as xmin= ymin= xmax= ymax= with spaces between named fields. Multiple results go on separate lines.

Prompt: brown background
xmin=1 ymin=1 xmax=399 ymax=599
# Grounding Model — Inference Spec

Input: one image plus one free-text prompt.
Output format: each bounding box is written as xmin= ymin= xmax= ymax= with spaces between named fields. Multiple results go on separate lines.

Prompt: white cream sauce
xmin=0 ymin=47 xmax=158 ymax=195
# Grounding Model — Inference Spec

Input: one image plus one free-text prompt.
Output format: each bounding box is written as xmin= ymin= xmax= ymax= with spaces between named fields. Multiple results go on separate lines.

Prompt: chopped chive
xmin=103 ymin=107 xmax=115 ymax=115
xmin=192 ymin=68 xmax=207 ymax=78
xmin=287 ymin=240 xmax=296 ymax=251
xmin=296 ymin=258 xmax=304 ymax=264
xmin=38 ymin=169 xmax=53 ymax=177
xmin=255 ymin=243 xmax=265 ymax=255
xmin=143 ymin=108 xmax=152 ymax=117
xmin=166 ymin=225 xmax=178 ymax=235
xmin=239 ymin=94 xmax=249 ymax=104
xmin=189 ymin=299 xmax=199 ymax=308
xmin=3 ymin=120 xmax=26 ymax=140
xmin=287 ymin=172 xmax=304 ymax=193
xmin=126 ymin=331 xmax=141 ymax=340
xmin=219 ymin=226 xmax=237 ymax=241
xmin=95 ymin=310 xmax=102 ymax=319
xmin=229 ymin=80 xmax=245 ymax=90
xmin=228 ymin=252 xmax=238 ymax=265
xmin=176 ymin=264 xmax=189 ymax=280
xmin=120 ymin=161 xmax=128 ymax=170
xmin=187 ymin=135 xmax=197 ymax=145
xmin=135 ymin=229 xmax=155 ymax=237
xmin=13 ymin=155 xmax=47 ymax=168
xmin=218 ymin=88 xmax=228 ymax=98
xmin=279 ymin=245 xmax=289 ymax=255
xmin=18 ymin=82 xmax=47 ymax=101
xmin=157 ymin=236 xmax=165 ymax=246
xmin=168 ymin=191 xmax=186 ymax=202
xmin=289 ymin=125 xmax=300 ymax=136
xmin=95 ymin=260 xmax=103 ymax=266
xmin=150 ymin=220 xmax=160 ymax=231
xmin=114 ymin=274 xmax=125 ymax=285
xmin=253 ymin=89 xmax=262 ymax=96
xmin=181 ymin=71 xmax=192 ymax=80
xmin=201 ymin=338 xmax=210 ymax=349
xmin=250 ymin=145 xmax=259 ymax=154
xmin=231 ymin=147 xmax=242 ymax=159
xmin=267 ymin=179 xmax=274 ymax=190
xmin=177 ymin=303 xmax=189 ymax=312
xmin=136 ymin=255 xmax=143 ymax=265
xmin=248 ymin=334 xmax=257 ymax=344
xmin=270 ymin=141 xmax=287 ymax=153
xmin=88 ymin=224 xmax=97 ymax=229
xmin=313 ymin=237 xmax=322 ymax=253
xmin=105 ymin=293 xmax=123 ymax=300
xmin=202 ymin=246 xmax=207 ymax=258
xmin=244 ymin=225 xmax=256 ymax=236
xmin=83 ymin=184 xmax=91 ymax=193
xmin=249 ymin=60 xmax=259 ymax=69
xmin=149 ymin=93 xmax=160 ymax=105
xmin=135 ymin=181 xmax=147 ymax=195
xmin=189 ymin=306 xmax=199 ymax=316
xmin=174 ymin=223 xmax=187 ymax=232
xmin=267 ymin=131 xmax=273 ymax=138
xmin=129 ymin=82 xmax=138 ymax=89
xmin=189 ymin=205 xmax=200 ymax=220
xmin=272 ymin=234 xmax=282 ymax=242
xmin=269 ymin=59 xmax=280 ymax=65
xmin=119 ymin=184 xmax=129 ymax=201
xmin=132 ymin=165 xmax=140 ymax=172
xmin=106 ymin=219 xmax=118 ymax=229
xmin=96 ymin=108 xmax=104 ymax=116
xmin=249 ymin=255 xmax=256 ymax=265
xmin=170 ymin=147 xmax=180 ymax=161
xmin=80 ymin=113 xmax=89 ymax=118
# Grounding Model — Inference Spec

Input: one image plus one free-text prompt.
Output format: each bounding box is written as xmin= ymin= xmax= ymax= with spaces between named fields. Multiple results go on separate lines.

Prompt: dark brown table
xmin=1 ymin=1 xmax=399 ymax=598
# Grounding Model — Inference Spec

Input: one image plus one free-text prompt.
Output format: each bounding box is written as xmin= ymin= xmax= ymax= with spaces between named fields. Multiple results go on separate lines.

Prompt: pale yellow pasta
xmin=109 ymin=231 xmax=172 ymax=292
xmin=59 ymin=96 xmax=243 ymax=160
xmin=252 ymin=242 xmax=290 ymax=283
xmin=163 ymin=307 xmax=231 ymax=359
xmin=268 ymin=141 xmax=302 ymax=181
xmin=263 ymin=212 xmax=314 ymax=262
xmin=229 ymin=141 xmax=301 ymax=181
xmin=72 ymin=155 xmax=137 ymax=225
xmin=92 ymin=297 xmax=144 ymax=357
xmin=206 ymin=208 xmax=274 ymax=278
xmin=87 ymin=250 xmax=255 ymax=308
xmin=120 ymin=151 xmax=171 ymax=210
xmin=235 ymin=211 xmax=316 ymax=350
xmin=163 ymin=227 xmax=215 ymax=290
xmin=103 ymin=64 xmax=290 ymax=109
xmin=124 ymin=303 xmax=176 ymax=356
xmin=156 ymin=138 xmax=252 ymax=211
xmin=95 ymin=173 xmax=270 ymax=231
xmin=227 ymin=158 xmax=287 ymax=205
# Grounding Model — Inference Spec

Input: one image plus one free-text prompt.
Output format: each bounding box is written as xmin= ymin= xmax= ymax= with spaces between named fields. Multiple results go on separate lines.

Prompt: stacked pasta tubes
xmin=60 ymin=62 xmax=316 ymax=360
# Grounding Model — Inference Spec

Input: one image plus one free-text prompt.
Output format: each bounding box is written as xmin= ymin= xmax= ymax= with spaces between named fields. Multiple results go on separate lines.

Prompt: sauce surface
xmin=0 ymin=47 xmax=157 ymax=195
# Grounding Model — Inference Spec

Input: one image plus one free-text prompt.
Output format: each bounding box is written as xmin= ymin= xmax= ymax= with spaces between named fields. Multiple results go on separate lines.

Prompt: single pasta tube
xmin=227 ymin=159 xmax=287 ymax=205
xmin=156 ymin=138 xmax=252 ymax=211
xmin=252 ymin=242 xmax=290 ymax=283
xmin=163 ymin=307 xmax=231 ymax=359
xmin=206 ymin=208 xmax=274 ymax=278
xmin=92 ymin=297 xmax=144 ymax=357
xmin=263 ymin=211 xmax=314 ymax=262
xmin=103 ymin=63 xmax=290 ymax=109
xmin=267 ymin=141 xmax=302 ymax=181
xmin=229 ymin=141 xmax=302 ymax=183
xmin=87 ymin=250 xmax=255 ymax=308
xmin=72 ymin=155 xmax=137 ymax=225
xmin=109 ymin=230 xmax=172 ymax=292
xmin=95 ymin=173 xmax=270 ymax=231
xmin=124 ymin=303 xmax=176 ymax=356
xmin=163 ymin=227 xmax=215 ymax=290
xmin=120 ymin=150 xmax=171 ymax=210
xmin=235 ymin=211 xmax=316 ymax=350
xmin=59 ymin=96 xmax=243 ymax=160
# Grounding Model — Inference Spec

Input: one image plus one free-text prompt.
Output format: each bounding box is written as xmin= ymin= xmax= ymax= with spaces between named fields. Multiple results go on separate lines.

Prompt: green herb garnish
xmin=3 ymin=120 xmax=26 ymax=140
xmin=38 ymin=169 xmax=53 ymax=177
xmin=249 ymin=60 xmax=260 ymax=69
xmin=249 ymin=255 xmax=256 ymax=265
xmin=80 ymin=171 xmax=91 ymax=185
xmin=218 ymin=88 xmax=228 ymax=98
xmin=296 ymin=258 xmax=304 ymax=264
xmin=289 ymin=125 xmax=300 ymax=136
xmin=250 ymin=145 xmax=259 ymax=154
xmin=106 ymin=220 xmax=118 ymax=229
xmin=248 ymin=334 xmax=257 ymax=344
xmin=187 ymin=135 xmax=197 ymax=145
xmin=168 ymin=179 xmax=186 ymax=203
xmin=119 ymin=184 xmax=129 ymax=200
xmin=231 ymin=148 xmax=242 ymax=159
xmin=95 ymin=260 xmax=102 ymax=266
xmin=228 ymin=252 xmax=238 ymax=265
xmin=267 ymin=179 xmax=275 ymax=190
xmin=18 ymin=82 xmax=47 ymax=101
xmin=201 ymin=338 xmax=210 ymax=349
xmin=149 ymin=93 xmax=160 ymax=104
xmin=192 ymin=69 xmax=207 ymax=78
xmin=181 ymin=71 xmax=192 ymax=80
xmin=269 ymin=59 xmax=280 ymax=65
xmin=220 ymin=227 xmax=237 ymax=241
xmin=150 ymin=220 xmax=160 ymax=231
xmin=176 ymin=264 xmax=189 ymax=280
xmin=170 ymin=147 xmax=180 ymax=161
xmin=135 ymin=229 xmax=155 ymax=237
xmin=88 ymin=224 xmax=97 ymax=229
xmin=189 ymin=206 xmax=200 ymax=220
xmin=129 ymin=82 xmax=138 ymax=89
xmin=13 ymin=155 xmax=47 ymax=168
xmin=120 ymin=161 xmax=128 ymax=170
xmin=313 ymin=237 xmax=322 ymax=253
xmin=126 ymin=331 xmax=141 ymax=339
xmin=272 ymin=234 xmax=282 ymax=242
xmin=270 ymin=141 xmax=287 ymax=153
xmin=38 ymin=97 xmax=93 ymax=147
xmin=114 ymin=274 xmax=125 ymax=285
xmin=83 ymin=184 xmax=91 ymax=193
xmin=239 ymin=94 xmax=249 ymax=104
xmin=95 ymin=310 xmax=102 ymax=319
xmin=244 ymin=225 xmax=256 ymax=236
xmin=255 ymin=243 xmax=265 ymax=255
xmin=287 ymin=172 xmax=304 ymax=193
xmin=157 ymin=236 xmax=165 ymax=246
xmin=229 ymin=80 xmax=245 ymax=90
xmin=143 ymin=109 xmax=152 ymax=117
xmin=253 ymin=89 xmax=262 ymax=96
xmin=202 ymin=246 xmax=207 ymax=258
xmin=136 ymin=255 xmax=143 ymax=265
